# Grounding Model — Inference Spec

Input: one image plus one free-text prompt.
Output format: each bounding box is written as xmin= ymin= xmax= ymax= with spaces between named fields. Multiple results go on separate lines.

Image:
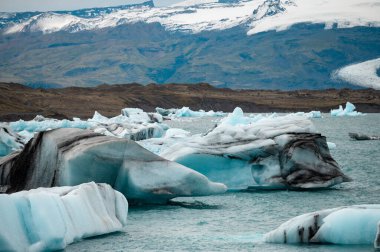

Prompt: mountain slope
xmin=0 ymin=0 xmax=379 ymax=89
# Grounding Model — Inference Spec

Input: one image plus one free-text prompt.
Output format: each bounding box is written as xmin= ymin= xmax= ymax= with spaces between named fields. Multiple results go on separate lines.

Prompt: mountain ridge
xmin=0 ymin=0 xmax=379 ymax=90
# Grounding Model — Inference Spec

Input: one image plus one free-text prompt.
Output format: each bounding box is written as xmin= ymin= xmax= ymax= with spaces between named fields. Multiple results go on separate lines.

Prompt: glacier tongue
xmin=0 ymin=182 xmax=128 ymax=252
xmin=0 ymin=128 xmax=226 ymax=203
xmin=264 ymin=204 xmax=380 ymax=248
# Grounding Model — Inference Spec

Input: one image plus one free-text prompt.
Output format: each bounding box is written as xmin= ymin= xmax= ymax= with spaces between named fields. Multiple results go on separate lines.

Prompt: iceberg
xmin=349 ymin=133 xmax=380 ymax=141
xmin=0 ymin=126 xmax=25 ymax=157
xmin=121 ymin=108 xmax=152 ymax=123
xmin=5 ymin=108 xmax=167 ymax=142
xmin=327 ymin=142 xmax=337 ymax=149
xmin=155 ymin=107 xmax=225 ymax=118
xmin=265 ymin=204 xmax=380 ymax=249
xmin=0 ymin=182 xmax=128 ymax=252
xmin=142 ymin=107 xmax=350 ymax=190
xmin=0 ymin=128 xmax=226 ymax=203
xmin=294 ymin=111 xmax=322 ymax=118
xmin=330 ymin=102 xmax=365 ymax=117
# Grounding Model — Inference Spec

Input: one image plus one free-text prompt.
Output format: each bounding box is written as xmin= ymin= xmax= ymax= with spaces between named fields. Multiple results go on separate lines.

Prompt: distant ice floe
xmin=330 ymin=102 xmax=365 ymax=117
xmin=156 ymin=106 xmax=225 ymax=118
xmin=0 ymin=182 xmax=128 ymax=251
xmin=349 ymin=132 xmax=380 ymax=141
xmin=332 ymin=58 xmax=380 ymax=90
xmin=292 ymin=111 xmax=322 ymax=118
xmin=0 ymin=108 xmax=167 ymax=157
xmin=140 ymin=107 xmax=350 ymax=190
xmin=265 ymin=204 xmax=380 ymax=249
xmin=0 ymin=128 xmax=226 ymax=203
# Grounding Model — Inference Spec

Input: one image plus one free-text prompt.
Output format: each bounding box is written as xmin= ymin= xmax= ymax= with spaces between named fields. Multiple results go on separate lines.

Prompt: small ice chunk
xmin=331 ymin=102 xmax=365 ymax=117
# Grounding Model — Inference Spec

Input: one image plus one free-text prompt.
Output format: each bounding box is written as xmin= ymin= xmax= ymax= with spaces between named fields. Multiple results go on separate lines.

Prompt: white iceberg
xmin=0 ymin=182 xmax=128 ymax=252
xmin=121 ymin=108 xmax=152 ymax=123
xmin=265 ymin=204 xmax=380 ymax=249
xmin=5 ymin=108 xmax=167 ymax=143
xmin=330 ymin=102 xmax=365 ymax=117
xmin=156 ymin=106 xmax=225 ymax=118
xmin=327 ymin=142 xmax=337 ymax=149
xmin=294 ymin=111 xmax=322 ymax=118
xmin=141 ymin=107 xmax=350 ymax=190
xmin=0 ymin=128 xmax=226 ymax=203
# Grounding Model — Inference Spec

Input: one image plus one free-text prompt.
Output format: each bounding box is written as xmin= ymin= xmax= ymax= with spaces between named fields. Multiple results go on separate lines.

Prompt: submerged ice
xmin=140 ymin=107 xmax=350 ymax=190
xmin=0 ymin=128 xmax=226 ymax=203
xmin=265 ymin=204 xmax=380 ymax=248
xmin=0 ymin=182 xmax=128 ymax=252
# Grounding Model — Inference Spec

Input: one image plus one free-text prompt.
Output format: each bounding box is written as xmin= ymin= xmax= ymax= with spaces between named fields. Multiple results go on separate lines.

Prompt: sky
xmin=0 ymin=0 xmax=180 ymax=12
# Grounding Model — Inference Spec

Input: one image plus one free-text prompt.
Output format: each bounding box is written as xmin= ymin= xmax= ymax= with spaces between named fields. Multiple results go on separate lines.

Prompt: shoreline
xmin=0 ymin=82 xmax=379 ymax=121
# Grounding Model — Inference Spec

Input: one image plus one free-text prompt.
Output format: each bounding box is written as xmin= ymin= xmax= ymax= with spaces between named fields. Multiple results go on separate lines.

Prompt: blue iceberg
xmin=265 ymin=204 xmax=380 ymax=248
xmin=0 ymin=182 xmax=128 ymax=251
xmin=330 ymin=102 xmax=365 ymax=117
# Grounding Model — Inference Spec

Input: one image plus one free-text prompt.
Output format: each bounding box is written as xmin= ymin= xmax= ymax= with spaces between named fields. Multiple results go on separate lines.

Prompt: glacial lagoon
xmin=66 ymin=114 xmax=380 ymax=251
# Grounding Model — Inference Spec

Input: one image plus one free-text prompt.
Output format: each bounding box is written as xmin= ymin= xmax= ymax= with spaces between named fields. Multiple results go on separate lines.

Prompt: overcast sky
xmin=0 ymin=0 xmax=180 ymax=12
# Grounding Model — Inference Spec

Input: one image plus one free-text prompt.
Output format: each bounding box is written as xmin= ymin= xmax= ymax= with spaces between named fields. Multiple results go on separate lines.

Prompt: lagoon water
xmin=67 ymin=114 xmax=380 ymax=251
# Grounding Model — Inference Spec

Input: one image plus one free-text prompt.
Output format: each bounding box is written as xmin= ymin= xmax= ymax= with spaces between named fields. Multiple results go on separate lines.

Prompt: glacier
xmin=0 ymin=128 xmax=226 ymax=203
xmin=2 ymin=0 xmax=380 ymax=35
xmin=330 ymin=102 xmax=365 ymax=117
xmin=0 ymin=182 xmax=128 ymax=252
xmin=140 ymin=107 xmax=350 ymax=190
xmin=332 ymin=58 xmax=380 ymax=90
xmin=265 ymin=204 xmax=380 ymax=249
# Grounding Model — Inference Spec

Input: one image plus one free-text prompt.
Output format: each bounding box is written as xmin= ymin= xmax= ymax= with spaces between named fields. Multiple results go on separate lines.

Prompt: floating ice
xmin=142 ymin=107 xmax=350 ymax=190
xmin=330 ymin=102 xmax=365 ymax=117
xmin=0 ymin=126 xmax=25 ymax=157
xmin=0 ymin=128 xmax=226 ymax=203
xmin=9 ymin=116 xmax=91 ymax=133
xmin=121 ymin=108 xmax=152 ymax=123
xmin=0 ymin=182 xmax=128 ymax=252
xmin=294 ymin=111 xmax=322 ymax=118
xmin=156 ymin=107 xmax=225 ymax=118
xmin=327 ymin=142 xmax=337 ymax=149
xmin=349 ymin=133 xmax=380 ymax=141
xmin=265 ymin=204 xmax=380 ymax=249
xmin=4 ymin=108 xmax=167 ymax=142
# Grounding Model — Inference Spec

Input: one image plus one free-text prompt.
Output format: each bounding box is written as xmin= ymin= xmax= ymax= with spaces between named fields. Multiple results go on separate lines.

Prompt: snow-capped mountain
xmin=2 ymin=0 xmax=380 ymax=35
xmin=0 ymin=0 xmax=379 ymax=90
